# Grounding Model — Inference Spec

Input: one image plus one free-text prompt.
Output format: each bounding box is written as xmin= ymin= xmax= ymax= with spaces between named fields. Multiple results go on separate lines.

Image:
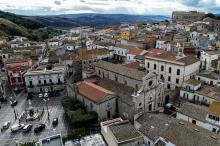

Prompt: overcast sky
xmin=0 ymin=0 xmax=220 ymax=16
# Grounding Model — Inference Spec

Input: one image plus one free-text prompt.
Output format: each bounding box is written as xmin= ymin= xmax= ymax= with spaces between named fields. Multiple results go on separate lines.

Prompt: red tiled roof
xmin=127 ymin=48 xmax=143 ymax=55
xmin=77 ymin=81 xmax=114 ymax=103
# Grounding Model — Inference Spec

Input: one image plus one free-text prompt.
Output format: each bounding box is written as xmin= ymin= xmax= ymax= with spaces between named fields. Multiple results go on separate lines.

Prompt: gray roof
xmin=95 ymin=60 xmax=147 ymax=81
xmin=177 ymin=102 xmax=208 ymax=122
xmin=109 ymin=121 xmax=143 ymax=144
xmin=197 ymin=71 xmax=220 ymax=80
xmin=137 ymin=113 xmax=220 ymax=146
xmin=97 ymin=78 xmax=135 ymax=106
xmin=177 ymin=55 xmax=200 ymax=66
xmin=152 ymin=52 xmax=199 ymax=66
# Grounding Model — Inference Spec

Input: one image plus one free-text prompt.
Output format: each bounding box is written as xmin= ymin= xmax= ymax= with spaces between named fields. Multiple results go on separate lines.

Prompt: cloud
xmin=0 ymin=0 xmax=220 ymax=15
xmin=54 ymin=0 xmax=61 ymax=5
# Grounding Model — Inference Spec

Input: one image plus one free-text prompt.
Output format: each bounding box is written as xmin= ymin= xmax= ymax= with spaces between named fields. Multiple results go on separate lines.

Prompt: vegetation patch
xmin=61 ymin=96 xmax=98 ymax=124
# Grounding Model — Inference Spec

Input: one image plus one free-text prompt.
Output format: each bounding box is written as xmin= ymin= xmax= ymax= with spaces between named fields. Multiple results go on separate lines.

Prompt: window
xmin=139 ymin=103 xmax=142 ymax=107
xmin=169 ymin=67 xmax=172 ymax=73
xmin=168 ymin=76 xmax=171 ymax=81
xmin=176 ymin=78 xmax=179 ymax=84
xmin=58 ymin=78 xmax=61 ymax=83
xmin=49 ymin=79 xmax=52 ymax=83
xmin=147 ymin=62 xmax=150 ymax=68
xmin=90 ymin=103 xmax=93 ymax=109
xmin=44 ymin=80 xmax=47 ymax=84
xmin=149 ymin=80 xmax=153 ymax=86
xmin=177 ymin=69 xmax=180 ymax=75
xmin=98 ymin=70 xmax=101 ymax=75
xmin=167 ymin=84 xmax=170 ymax=89
xmin=192 ymin=120 xmax=197 ymax=125
xmin=154 ymin=64 xmax=156 ymax=70
xmin=161 ymin=65 xmax=164 ymax=71
xmin=136 ymin=84 xmax=138 ymax=90
xmin=38 ymin=80 xmax=41 ymax=84
xmin=161 ymin=75 xmax=164 ymax=79
xmin=29 ymin=81 xmax=32 ymax=86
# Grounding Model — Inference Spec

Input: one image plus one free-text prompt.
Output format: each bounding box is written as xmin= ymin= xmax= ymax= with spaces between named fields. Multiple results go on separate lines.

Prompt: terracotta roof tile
xmin=127 ymin=48 xmax=143 ymax=55
xmin=77 ymin=81 xmax=114 ymax=103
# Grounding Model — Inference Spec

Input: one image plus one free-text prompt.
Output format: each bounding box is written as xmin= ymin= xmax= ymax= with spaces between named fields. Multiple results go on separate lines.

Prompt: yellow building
xmin=120 ymin=31 xmax=132 ymax=40
xmin=216 ymin=41 xmax=220 ymax=48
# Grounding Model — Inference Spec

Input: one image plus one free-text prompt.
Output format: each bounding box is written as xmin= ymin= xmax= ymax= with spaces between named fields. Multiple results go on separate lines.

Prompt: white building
xmin=126 ymin=48 xmax=147 ymax=63
xmin=180 ymin=79 xmax=220 ymax=105
xmin=156 ymin=40 xmax=167 ymax=50
xmin=145 ymin=52 xmax=200 ymax=90
xmin=24 ymin=64 xmax=67 ymax=93
xmin=200 ymin=50 xmax=220 ymax=70
xmin=196 ymin=71 xmax=220 ymax=86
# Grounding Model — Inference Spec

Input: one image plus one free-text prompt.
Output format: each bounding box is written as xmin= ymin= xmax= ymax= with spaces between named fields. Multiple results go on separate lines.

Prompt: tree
xmin=205 ymin=13 xmax=216 ymax=19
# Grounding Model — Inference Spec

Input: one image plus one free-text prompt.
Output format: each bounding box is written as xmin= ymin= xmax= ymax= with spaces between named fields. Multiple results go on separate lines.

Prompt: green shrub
xmin=21 ymin=141 xmax=35 ymax=146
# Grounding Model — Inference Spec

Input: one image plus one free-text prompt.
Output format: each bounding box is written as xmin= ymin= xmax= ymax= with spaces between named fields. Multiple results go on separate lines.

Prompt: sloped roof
xmin=137 ymin=113 xmax=220 ymax=146
xmin=77 ymin=81 xmax=114 ymax=104
xmin=95 ymin=60 xmax=147 ymax=81
xmin=97 ymin=78 xmax=135 ymax=106
xmin=127 ymin=48 xmax=143 ymax=55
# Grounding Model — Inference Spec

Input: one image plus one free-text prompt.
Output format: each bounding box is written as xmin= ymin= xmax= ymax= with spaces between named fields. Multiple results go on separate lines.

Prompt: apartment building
xmin=145 ymin=52 xmax=200 ymax=90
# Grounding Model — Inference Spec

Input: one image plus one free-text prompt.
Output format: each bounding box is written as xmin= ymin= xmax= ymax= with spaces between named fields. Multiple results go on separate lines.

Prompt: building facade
xmin=145 ymin=52 xmax=200 ymax=90
xmin=24 ymin=65 xmax=67 ymax=94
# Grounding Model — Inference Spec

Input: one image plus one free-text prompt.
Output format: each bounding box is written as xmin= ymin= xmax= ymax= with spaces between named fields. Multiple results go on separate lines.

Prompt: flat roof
xmin=109 ymin=120 xmax=143 ymax=144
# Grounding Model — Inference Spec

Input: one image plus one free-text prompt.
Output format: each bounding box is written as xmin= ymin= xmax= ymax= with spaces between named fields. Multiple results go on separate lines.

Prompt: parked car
xmin=11 ymin=124 xmax=24 ymax=132
xmin=22 ymin=124 xmax=32 ymax=133
xmin=34 ymin=124 xmax=45 ymax=133
xmin=38 ymin=93 xmax=43 ymax=98
xmin=44 ymin=93 xmax=49 ymax=98
xmin=52 ymin=118 xmax=58 ymax=126
xmin=3 ymin=121 xmax=10 ymax=129
xmin=10 ymin=100 xmax=18 ymax=107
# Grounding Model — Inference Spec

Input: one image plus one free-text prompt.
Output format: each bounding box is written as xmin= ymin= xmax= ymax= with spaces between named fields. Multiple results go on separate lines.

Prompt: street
xmin=0 ymin=79 xmax=72 ymax=146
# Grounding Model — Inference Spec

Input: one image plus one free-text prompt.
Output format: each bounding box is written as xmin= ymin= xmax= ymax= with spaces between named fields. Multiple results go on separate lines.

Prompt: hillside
xmin=28 ymin=13 xmax=170 ymax=29
xmin=0 ymin=11 xmax=63 ymax=41
xmin=0 ymin=18 xmax=29 ymax=37
xmin=0 ymin=11 xmax=44 ymax=29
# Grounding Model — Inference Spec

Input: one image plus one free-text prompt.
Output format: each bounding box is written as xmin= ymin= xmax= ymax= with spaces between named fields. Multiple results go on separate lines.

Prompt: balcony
xmin=181 ymin=87 xmax=195 ymax=93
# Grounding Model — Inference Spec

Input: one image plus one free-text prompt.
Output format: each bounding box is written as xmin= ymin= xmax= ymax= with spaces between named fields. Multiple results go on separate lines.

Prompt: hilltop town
xmin=1 ymin=11 xmax=220 ymax=146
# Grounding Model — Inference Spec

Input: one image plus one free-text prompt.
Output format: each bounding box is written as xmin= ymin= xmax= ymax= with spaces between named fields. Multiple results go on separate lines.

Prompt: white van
xmin=11 ymin=124 xmax=24 ymax=132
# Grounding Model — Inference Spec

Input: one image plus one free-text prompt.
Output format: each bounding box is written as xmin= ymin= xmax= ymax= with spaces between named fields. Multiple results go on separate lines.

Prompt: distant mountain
xmin=0 ymin=11 xmax=63 ymax=41
xmin=28 ymin=13 xmax=170 ymax=29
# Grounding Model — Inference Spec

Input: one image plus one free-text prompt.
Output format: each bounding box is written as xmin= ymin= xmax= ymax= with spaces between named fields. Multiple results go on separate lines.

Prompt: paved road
xmin=0 ymin=86 xmax=72 ymax=146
